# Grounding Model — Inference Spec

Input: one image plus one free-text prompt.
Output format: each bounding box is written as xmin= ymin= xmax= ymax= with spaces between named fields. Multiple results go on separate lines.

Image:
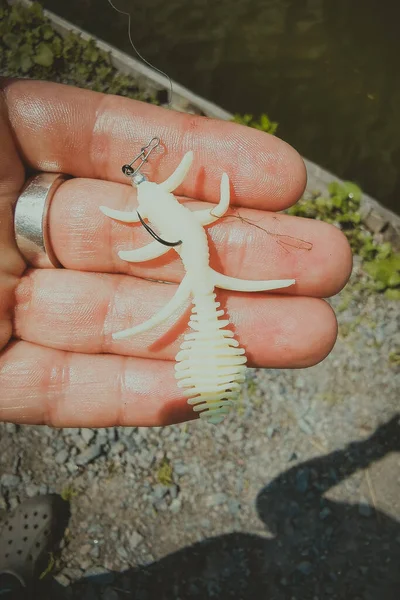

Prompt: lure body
xmin=100 ymin=151 xmax=295 ymax=424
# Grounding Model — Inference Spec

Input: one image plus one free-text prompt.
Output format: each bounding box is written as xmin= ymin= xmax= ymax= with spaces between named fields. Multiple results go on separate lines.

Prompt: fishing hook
xmin=137 ymin=211 xmax=182 ymax=247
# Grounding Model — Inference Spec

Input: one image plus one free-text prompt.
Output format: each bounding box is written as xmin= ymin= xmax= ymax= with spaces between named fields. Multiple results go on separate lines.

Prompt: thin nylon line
xmin=107 ymin=0 xmax=173 ymax=108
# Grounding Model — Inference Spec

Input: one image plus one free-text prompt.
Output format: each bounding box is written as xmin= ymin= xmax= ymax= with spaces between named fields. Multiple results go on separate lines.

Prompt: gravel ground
xmin=0 ymin=256 xmax=399 ymax=600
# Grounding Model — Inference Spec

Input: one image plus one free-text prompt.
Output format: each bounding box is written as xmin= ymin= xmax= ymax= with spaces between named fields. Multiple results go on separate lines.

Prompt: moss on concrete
xmin=0 ymin=0 xmax=157 ymax=102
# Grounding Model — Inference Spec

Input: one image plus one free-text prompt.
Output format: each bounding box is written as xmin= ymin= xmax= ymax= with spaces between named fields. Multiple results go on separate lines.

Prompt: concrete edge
xmin=17 ymin=0 xmax=400 ymax=249
xmin=304 ymin=158 xmax=400 ymax=249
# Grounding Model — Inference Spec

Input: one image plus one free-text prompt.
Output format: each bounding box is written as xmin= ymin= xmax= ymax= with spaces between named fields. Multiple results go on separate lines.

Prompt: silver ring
xmin=14 ymin=173 xmax=67 ymax=268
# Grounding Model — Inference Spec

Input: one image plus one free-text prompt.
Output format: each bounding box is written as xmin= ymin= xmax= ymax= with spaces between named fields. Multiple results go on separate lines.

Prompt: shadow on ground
xmin=48 ymin=415 xmax=400 ymax=600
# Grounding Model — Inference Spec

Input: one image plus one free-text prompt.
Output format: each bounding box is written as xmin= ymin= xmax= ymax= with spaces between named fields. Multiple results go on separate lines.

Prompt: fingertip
xmin=319 ymin=221 xmax=353 ymax=297
xmin=271 ymin=137 xmax=308 ymax=210
xmin=302 ymin=298 xmax=338 ymax=367
xmin=229 ymin=123 xmax=308 ymax=210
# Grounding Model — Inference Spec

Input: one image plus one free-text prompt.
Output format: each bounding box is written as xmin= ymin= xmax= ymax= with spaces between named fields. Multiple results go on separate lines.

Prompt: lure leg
xmin=211 ymin=268 xmax=295 ymax=292
xmin=119 ymin=240 xmax=172 ymax=262
xmin=112 ymin=275 xmax=192 ymax=340
xmin=194 ymin=173 xmax=230 ymax=226
xmin=159 ymin=151 xmax=194 ymax=193
xmin=99 ymin=206 xmax=142 ymax=223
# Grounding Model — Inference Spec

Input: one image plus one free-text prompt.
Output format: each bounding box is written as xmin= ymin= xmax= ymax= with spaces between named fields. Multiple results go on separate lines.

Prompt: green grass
xmin=288 ymin=181 xmax=400 ymax=298
xmin=0 ymin=0 xmax=157 ymax=102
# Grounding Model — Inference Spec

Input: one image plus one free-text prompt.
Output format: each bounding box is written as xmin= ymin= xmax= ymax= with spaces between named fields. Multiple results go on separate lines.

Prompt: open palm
xmin=0 ymin=79 xmax=352 ymax=427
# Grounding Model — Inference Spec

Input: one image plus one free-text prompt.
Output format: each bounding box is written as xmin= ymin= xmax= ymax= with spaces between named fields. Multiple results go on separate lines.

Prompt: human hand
xmin=0 ymin=79 xmax=352 ymax=428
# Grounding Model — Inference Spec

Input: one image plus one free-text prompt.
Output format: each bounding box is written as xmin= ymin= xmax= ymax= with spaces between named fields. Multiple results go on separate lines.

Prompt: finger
xmin=14 ymin=269 xmax=338 ymax=369
xmin=0 ymin=341 xmax=192 ymax=427
xmin=0 ymin=90 xmax=26 ymax=349
xmin=49 ymin=177 xmax=352 ymax=298
xmin=3 ymin=79 xmax=306 ymax=210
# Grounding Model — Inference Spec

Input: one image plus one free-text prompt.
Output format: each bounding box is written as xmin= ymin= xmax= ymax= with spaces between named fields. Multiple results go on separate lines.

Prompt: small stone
xmin=65 ymin=461 xmax=79 ymax=474
xmin=96 ymin=432 xmax=108 ymax=446
xmin=53 ymin=573 xmax=70 ymax=587
xmin=109 ymin=441 xmax=126 ymax=455
xmin=295 ymin=468 xmax=309 ymax=493
xmin=53 ymin=437 xmax=65 ymax=452
xmin=8 ymin=497 xmax=20 ymax=510
xmin=25 ymin=484 xmax=40 ymax=497
xmin=168 ymin=484 xmax=179 ymax=500
xmin=152 ymin=484 xmax=169 ymax=500
xmin=228 ymin=498 xmax=241 ymax=516
xmin=117 ymin=546 xmax=129 ymax=561
xmin=319 ymin=507 xmax=331 ymax=520
xmin=43 ymin=427 xmax=55 ymax=438
xmin=90 ymin=545 xmax=101 ymax=559
xmin=298 ymin=418 xmax=314 ymax=435
xmin=81 ymin=429 xmax=95 ymax=445
xmin=363 ymin=210 xmax=387 ymax=233
xmin=0 ymin=474 xmax=21 ymax=488
xmin=80 ymin=558 xmax=92 ymax=571
xmin=128 ymin=530 xmax=143 ymax=550
xmin=62 ymin=567 xmax=84 ymax=582
xmin=296 ymin=561 xmax=313 ymax=575
xmin=55 ymin=449 xmax=69 ymax=464
xmin=39 ymin=484 xmax=49 ymax=495
xmin=153 ymin=499 xmax=168 ymax=512
xmin=80 ymin=543 xmax=92 ymax=556
xmin=107 ymin=428 xmax=118 ymax=442
xmin=207 ymin=492 xmax=227 ymax=507
xmin=134 ymin=450 xmax=155 ymax=470
xmin=76 ymin=444 xmax=103 ymax=466
xmin=11 ymin=458 xmax=20 ymax=476
xmin=63 ymin=427 xmax=80 ymax=438
xmin=169 ymin=498 xmax=182 ymax=514
xmin=228 ymin=428 xmax=243 ymax=442
xmin=5 ymin=423 xmax=18 ymax=434
xmin=173 ymin=462 xmax=188 ymax=476
xmin=103 ymin=558 xmax=116 ymax=572
xmin=20 ymin=472 xmax=31 ymax=486
xmin=121 ymin=427 xmax=135 ymax=438
xmin=358 ymin=502 xmax=372 ymax=517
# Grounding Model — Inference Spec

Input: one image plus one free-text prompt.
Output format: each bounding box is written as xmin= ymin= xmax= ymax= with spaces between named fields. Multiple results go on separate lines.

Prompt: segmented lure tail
xmin=174 ymin=290 xmax=247 ymax=424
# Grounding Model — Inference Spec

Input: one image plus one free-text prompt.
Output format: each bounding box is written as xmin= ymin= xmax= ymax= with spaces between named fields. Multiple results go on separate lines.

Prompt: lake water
xmin=41 ymin=0 xmax=400 ymax=214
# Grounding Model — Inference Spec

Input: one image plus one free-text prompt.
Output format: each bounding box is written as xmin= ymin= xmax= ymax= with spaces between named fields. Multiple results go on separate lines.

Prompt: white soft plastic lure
xmin=100 ymin=150 xmax=295 ymax=424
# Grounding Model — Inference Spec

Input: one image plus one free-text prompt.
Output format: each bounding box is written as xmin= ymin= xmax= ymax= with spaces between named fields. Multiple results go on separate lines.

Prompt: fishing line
xmin=107 ymin=0 xmax=173 ymax=108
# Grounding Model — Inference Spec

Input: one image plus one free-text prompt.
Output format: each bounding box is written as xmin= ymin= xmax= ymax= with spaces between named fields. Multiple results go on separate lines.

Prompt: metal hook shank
xmin=137 ymin=211 xmax=182 ymax=247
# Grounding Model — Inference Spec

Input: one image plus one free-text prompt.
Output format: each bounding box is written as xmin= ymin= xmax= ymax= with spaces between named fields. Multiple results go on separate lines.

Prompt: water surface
xmin=42 ymin=0 xmax=400 ymax=214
